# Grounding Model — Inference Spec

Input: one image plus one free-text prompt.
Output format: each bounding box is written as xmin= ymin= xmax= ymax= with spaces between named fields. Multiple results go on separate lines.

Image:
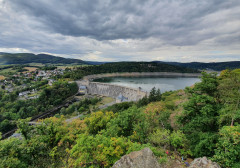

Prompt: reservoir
xmin=93 ymin=76 xmax=201 ymax=93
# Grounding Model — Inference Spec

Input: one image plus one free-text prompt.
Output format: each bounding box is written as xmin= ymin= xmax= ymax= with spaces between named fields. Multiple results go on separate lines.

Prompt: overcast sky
xmin=0 ymin=0 xmax=239 ymax=62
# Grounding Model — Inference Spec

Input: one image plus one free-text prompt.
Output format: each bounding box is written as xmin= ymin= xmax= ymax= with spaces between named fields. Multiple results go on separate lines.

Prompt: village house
xmin=19 ymin=91 xmax=31 ymax=97
xmin=37 ymin=71 xmax=47 ymax=77
xmin=48 ymin=79 xmax=56 ymax=86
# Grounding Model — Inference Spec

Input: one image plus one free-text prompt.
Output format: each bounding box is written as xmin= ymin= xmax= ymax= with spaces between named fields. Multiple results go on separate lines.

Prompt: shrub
xmin=213 ymin=126 xmax=240 ymax=168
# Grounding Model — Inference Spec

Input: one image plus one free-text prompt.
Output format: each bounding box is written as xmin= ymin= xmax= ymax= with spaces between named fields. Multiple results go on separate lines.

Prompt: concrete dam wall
xmin=76 ymin=80 xmax=147 ymax=102
xmin=88 ymin=82 xmax=147 ymax=101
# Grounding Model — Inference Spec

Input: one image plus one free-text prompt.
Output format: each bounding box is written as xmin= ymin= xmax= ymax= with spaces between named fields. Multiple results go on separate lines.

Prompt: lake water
xmin=93 ymin=76 xmax=201 ymax=93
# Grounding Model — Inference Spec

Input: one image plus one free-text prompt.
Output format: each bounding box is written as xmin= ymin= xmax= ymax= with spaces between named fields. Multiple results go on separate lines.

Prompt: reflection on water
xmin=93 ymin=76 xmax=201 ymax=93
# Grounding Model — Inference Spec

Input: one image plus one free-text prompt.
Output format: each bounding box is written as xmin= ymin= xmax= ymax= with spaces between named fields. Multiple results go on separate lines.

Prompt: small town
xmin=0 ymin=66 xmax=64 ymax=100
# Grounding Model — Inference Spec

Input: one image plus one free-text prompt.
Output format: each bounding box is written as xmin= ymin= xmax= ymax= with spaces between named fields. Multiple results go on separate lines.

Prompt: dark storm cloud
xmin=0 ymin=0 xmax=239 ymax=62
xmin=6 ymin=0 xmax=240 ymax=45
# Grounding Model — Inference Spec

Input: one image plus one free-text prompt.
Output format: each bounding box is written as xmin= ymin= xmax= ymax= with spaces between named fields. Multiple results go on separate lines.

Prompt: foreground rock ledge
xmin=189 ymin=157 xmax=221 ymax=168
xmin=111 ymin=147 xmax=161 ymax=168
xmin=111 ymin=147 xmax=221 ymax=168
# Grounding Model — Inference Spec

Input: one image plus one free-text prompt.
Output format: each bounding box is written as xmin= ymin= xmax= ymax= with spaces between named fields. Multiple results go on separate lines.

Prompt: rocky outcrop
xmin=189 ymin=157 xmax=221 ymax=168
xmin=111 ymin=148 xmax=220 ymax=168
xmin=111 ymin=147 xmax=161 ymax=168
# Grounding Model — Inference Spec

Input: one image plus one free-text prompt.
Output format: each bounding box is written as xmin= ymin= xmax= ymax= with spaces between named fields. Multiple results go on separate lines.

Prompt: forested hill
xmin=95 ymin=62 xmax=199 ymax=73
xmin=0 ymin=53 xmax=85 ymax=65
xmin=64 ymin=62 xmax=199 ymax=79
xmin=154 ymin=61 xmax=240 ymax=71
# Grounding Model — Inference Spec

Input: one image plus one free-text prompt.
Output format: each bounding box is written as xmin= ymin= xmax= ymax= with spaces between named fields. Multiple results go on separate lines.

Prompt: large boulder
xmin=111 ymin=147 xmax=161 ymax=168
xmin=189 ymin=157 xmax=221 ymax=168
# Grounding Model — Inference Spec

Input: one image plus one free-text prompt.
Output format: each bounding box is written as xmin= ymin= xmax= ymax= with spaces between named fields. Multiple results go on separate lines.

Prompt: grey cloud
xmin=0 ymin=0 xmax=239 ymax=62
xmin=5 ymin=0 xmax=240 ymax=46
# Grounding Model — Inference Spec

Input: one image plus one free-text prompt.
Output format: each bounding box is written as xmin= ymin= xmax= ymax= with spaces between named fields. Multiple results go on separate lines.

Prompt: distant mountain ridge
xmin=0 ymin=52 xmax=239 ymax=71
xmin=0 ymin=53 xmax=85 ymax=65
xmin=153 ymin=61 xmax=240 ymax=71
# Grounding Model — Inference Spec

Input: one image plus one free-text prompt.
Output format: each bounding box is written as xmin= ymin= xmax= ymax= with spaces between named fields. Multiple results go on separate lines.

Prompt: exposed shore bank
xmin=83 ymin=72 xmax=201 ymax=81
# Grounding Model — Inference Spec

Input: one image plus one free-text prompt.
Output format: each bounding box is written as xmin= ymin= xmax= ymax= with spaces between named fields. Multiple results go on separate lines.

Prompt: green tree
xmin=17 ymin=118 xmax=33 ymax=140
xmin=148 ymin=87 xmax=161 ymax=102
xmin=149 ymin=129 xmax=170 ymax=149
xmin=137 ymin=96 xmax=149 ymax=107
xmin=218 ymin=70 xmax=240 ymax=126
xmin=84 ymin=111 xmax=115 ymax=135
xmin=149 ymin=129 xmax=190 ymax=157
xmin=149 ymin=87 xmax=156 ymax=102
xmin=213 ymin=125 xmax=240 ymax=168
xmin=102 ymin=106 xmax=149 ymax=143
xmin=177 ymin=72 xmax=219 ymax=157
xmin=169 ymin=130 xmax=191 ymax=157
xmin=0 ymin=138 xmax=26 ymax=168
xmin=69 ymin=134 xmax=131 ymax=168
xmin=156 ymin=89 xmax=162 ymax=101
xmin=194 ymin=72 xmax=218 ymax=96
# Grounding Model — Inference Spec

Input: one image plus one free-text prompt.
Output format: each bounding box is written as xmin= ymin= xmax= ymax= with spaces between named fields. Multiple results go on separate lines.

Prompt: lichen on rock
xmin=111 ymin=147 xmax=161 ymax=168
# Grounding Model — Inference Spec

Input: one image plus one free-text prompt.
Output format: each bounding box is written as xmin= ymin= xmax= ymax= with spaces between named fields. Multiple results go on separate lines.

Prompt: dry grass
xmin=0 ymin=75 xmax=5 ymax=80
xmin=96 ymin=96 xmax=115 ymax=106
xmin=24 ymin=67 xmax=38 ymax=72
xmin=169 ymin=90 xmax=189 ymax=129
